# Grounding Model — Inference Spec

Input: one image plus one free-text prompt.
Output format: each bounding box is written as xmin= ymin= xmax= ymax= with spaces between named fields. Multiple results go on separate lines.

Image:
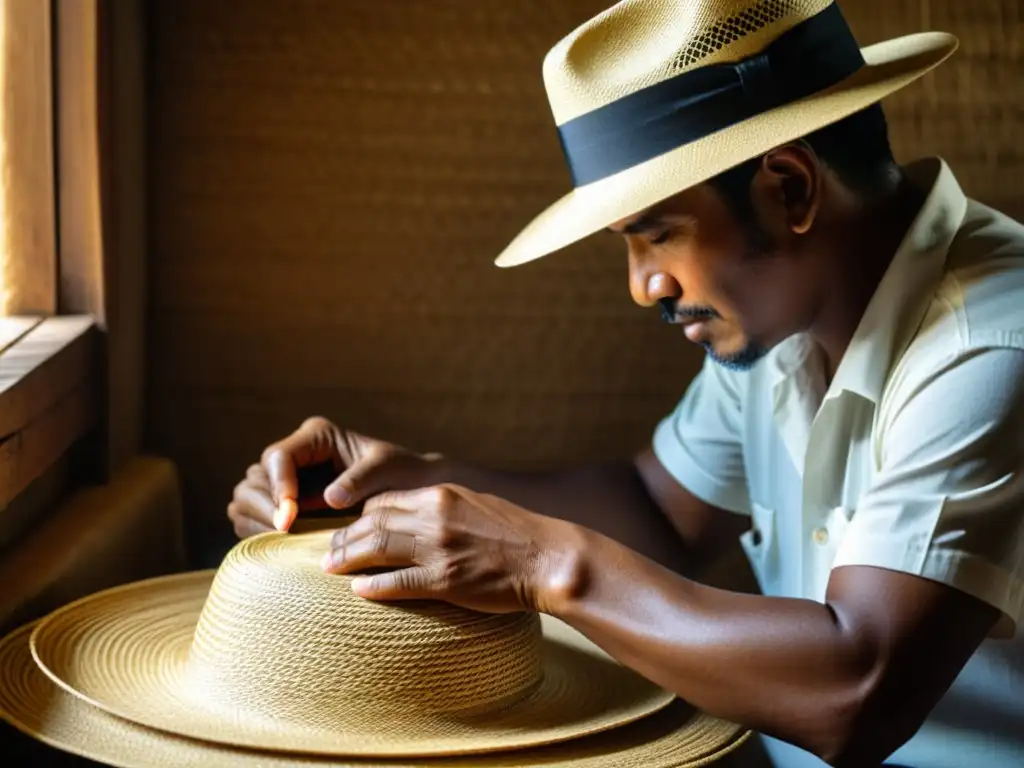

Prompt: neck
xmin=809 ymin=169 xmax=927 ymax=381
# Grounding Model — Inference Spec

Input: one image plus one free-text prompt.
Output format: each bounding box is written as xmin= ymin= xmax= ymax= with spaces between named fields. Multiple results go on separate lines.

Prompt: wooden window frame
xmin=0 ymin=0 xmax=144 ymax=531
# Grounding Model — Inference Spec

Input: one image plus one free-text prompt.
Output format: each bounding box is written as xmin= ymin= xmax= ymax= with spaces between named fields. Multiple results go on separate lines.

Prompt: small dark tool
xmin=296 ymin=462 xmax=364 ymax=518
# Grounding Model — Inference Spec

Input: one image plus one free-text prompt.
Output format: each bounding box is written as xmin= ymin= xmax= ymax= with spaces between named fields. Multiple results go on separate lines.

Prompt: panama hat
xmin=494 ymin=0 xmax=958 ymax=268
xmin=0 ymin=624 xmax=749 ymax=768
xmin=4 ymin=530 xmax=748 ymax=764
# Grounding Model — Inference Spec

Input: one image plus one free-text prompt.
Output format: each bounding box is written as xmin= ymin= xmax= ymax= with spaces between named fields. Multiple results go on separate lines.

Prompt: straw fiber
xmin=28 ymin=531 xmax=677 ymax=757
xmin=544 ymin=0 xmax=835 ymax=124
xmin=0 ymin=622 xmax=749 ymax=768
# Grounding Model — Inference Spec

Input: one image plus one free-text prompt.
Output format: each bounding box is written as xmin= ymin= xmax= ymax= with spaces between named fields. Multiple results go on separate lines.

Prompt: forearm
xmin=544 ymin=525 xmax=876 ymax=765
xmin=428 ymin=458 xmax=691 ymax=574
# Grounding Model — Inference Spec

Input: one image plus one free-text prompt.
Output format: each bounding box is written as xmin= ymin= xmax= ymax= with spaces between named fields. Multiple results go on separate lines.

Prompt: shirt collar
xmin=773 ymin=157 xmax=968 ymax=406
xmin=825 ymin=157 xmax=968 ymax=405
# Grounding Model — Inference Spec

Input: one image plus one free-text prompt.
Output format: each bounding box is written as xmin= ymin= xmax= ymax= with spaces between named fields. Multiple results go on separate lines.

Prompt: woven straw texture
xmin=145 ymin=0 xmax=1024 ymax=561
xmin=0 ymin=621 xmax=749 ymax=768
xmin=497 ymin=28 xmax=956 ymax=266
xmin=544 ymin=0 xmax=834 ymax=123
xmin=28 ymin=531 xmax=678 ymax=757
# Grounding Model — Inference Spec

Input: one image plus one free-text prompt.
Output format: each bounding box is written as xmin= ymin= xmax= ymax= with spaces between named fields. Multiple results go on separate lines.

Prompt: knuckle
xmin=301 ymin=415 xmax=332 ymax=433
xmin=429 ymin=484 xmax=457 ymax=509
xmin=331 ymin=527 xmax=348 ymax=550
xmin=364 ymin=440 xmax=395 ymax=465
xmin=260 ymin=444 xmax=282 ymax=465
xmin=434 ymin=524 xmax=460 ymax=549
xmin=246 ymin=463 xmax=266 ymax=482
xmin=371 ymin=509 xmax=390 ymax=533
xmin=438 ymin=561 xmax=461 ymax=591
xmin=394 ymin=568 xmax=420 ymax=593
xmin=232 ymin=479 xmax=250 ymax=500
xmin=373 ymin=530 xmax=390 ymax=556
xmin=367 ymin=492 xmax=397 ymax=513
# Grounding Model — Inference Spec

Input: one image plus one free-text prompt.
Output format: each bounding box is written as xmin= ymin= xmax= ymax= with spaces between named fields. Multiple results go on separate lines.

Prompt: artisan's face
xmin=609 ymin=147 xmax=825 ymax=370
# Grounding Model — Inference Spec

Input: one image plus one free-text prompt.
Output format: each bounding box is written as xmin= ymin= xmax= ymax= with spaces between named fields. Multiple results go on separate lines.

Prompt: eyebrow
xmin=606 ymin=214 xmax=665 ymax=236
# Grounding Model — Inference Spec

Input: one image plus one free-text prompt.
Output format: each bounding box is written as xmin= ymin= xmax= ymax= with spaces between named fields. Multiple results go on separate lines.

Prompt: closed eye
xmin=650 ymin=230 xmax=673 ymax=246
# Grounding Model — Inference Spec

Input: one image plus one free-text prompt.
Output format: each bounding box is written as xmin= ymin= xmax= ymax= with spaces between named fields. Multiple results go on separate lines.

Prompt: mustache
xmin=658 ymin=298 xmax=719 ymax=324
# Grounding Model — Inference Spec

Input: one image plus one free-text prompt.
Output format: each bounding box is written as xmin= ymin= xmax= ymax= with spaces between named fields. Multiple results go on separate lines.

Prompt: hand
xmin=321 ymin=484 xmax=582 ymax=615
xmin=226 ymin=417 xmax=439 ymax=538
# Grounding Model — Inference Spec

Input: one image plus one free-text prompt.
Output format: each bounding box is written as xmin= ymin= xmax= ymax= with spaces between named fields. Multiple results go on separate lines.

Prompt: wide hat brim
xmin=494 ymin=31 xmax=958 ymax=268
xmin=1 ymin=621 xmax=749 ymax=767
xmin=18 ymin=557 xmax=741 ymax=760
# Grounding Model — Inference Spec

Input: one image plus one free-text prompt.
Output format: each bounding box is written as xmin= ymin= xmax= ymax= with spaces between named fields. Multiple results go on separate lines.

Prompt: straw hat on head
xmin=494 ymin=0 xmax=958 ymax=268
xmin=0 ymin=530 xmax=749 ymax=766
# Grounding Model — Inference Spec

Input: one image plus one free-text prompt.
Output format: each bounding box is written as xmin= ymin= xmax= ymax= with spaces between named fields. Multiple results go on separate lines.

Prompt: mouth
xmin=680 ymin=318 xmax=710 ymax=343
xmin=659 ymin=299 xmax=714 ymax=343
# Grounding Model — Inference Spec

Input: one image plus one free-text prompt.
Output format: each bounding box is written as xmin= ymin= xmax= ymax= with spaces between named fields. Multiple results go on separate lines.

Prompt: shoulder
xmin=902 ymin=200 xmax=1024 ymax=364
xmin=881 ymin=201 xmax=1024 ymax=426
xmin=938 ymin=199 xmax=1024 ymax=345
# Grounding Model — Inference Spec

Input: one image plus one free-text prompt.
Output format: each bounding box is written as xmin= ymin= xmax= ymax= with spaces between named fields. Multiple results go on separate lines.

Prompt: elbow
xmin=808 ymin=675 xmax=923 ymax=768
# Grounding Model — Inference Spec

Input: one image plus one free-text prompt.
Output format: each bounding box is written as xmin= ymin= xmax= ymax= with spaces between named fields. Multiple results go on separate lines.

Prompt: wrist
xmin=532 ymin=519 xmax=594 ymax=617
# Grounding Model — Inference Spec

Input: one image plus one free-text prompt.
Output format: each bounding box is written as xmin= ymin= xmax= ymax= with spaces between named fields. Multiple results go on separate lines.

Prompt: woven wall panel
xmin=145 ymin=0 xmax=1024 ymax=562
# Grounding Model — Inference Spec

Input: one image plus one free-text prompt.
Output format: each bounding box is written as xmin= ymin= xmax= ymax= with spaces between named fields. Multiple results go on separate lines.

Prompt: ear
xmin=754 ymin=143 xmax=822 ymax=235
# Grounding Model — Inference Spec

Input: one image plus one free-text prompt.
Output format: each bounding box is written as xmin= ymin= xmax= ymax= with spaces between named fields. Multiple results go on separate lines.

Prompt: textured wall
xmin=144 ymin=1 xmax=1024 ymax=563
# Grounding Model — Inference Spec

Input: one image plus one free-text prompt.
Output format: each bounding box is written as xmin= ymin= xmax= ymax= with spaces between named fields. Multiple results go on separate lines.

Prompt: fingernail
xmin=320 ymin=552 xmax=334 ymax=572
xmin=326 ymin=485 xmax=351 ymax=508
xmin=351 ymin=576 xmax=371 ymax=594
xmin=274 ymin=500 xmax=297 ymax=531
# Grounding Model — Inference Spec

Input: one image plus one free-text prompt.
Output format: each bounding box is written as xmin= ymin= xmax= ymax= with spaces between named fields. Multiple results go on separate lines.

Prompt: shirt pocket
xmin=739 ymin=502 xmax=781 ymax=596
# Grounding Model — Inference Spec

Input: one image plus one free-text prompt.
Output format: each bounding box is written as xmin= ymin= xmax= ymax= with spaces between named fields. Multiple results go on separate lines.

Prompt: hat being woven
xmin=0 ymin=622 xmax=749 ymax=768
xmin=26 ymin=531 xmax=685 ymax=758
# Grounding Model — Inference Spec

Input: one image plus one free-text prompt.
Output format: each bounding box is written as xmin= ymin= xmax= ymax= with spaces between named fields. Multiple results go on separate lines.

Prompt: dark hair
xmin=707 ymin=103 xmax=899 ymax=232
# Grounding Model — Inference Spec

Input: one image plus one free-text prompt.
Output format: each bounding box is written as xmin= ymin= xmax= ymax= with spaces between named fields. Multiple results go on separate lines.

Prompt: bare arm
xmin=543 ymin=526 xmax=999 ymax=766
xmin=230 ymin=418 xmax=746 ymax=579
xmin=431 ymin=444 xmax=748 ymax=577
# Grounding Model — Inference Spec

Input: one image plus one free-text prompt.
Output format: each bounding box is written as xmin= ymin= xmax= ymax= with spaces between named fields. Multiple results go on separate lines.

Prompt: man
xmin=226 ymin=2 xmax=1024 ymax=766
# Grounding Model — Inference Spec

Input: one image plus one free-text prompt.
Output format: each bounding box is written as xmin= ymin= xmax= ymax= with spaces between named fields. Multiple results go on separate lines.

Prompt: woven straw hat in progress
xmin=0 ymin=529 xmax=749 ymax=766
xmin=26 ymin=531 xmax=679 ymax=757
xmin=0 ymin=621 xmax=749 ymax=768
xmin=494 ymin=0 xmax=958 ymax=267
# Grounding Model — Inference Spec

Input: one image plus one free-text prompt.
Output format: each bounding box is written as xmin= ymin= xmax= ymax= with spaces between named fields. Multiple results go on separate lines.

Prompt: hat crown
xmin=543 ymin=0 xmax=833 ymax=124
xmin=184 ymin=532 xmax=543 ymax=728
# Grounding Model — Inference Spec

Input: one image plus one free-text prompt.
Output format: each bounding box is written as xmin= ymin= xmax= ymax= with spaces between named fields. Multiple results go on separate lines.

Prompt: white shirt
xmin=652 ymin=158 xmax=1024 ymax=768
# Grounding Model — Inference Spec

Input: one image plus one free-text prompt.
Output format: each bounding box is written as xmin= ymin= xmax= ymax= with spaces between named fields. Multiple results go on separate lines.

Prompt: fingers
xmin=226 ymin=465 xmax=278 ymax=539
xmin=322 ymin=442 xmax=403 ymax=510
xmin=262 ymin=418 xmax=339 ymax=531
xmin=246 ymin=463 xmax=269 ymax=484
xmin=323 ymin=510 xmax=421 ymax=573
xmin=227 ymin=501 xmax=275 ymax=539
xmin=362 ymin=484 xmax=462 ymax=517
xmin=234 ymin=479 xmax=277 ymax=528
xmin=351 ymin=567 xmax=435 ymax=601
xmin=322 ymin=528 xmax=418 ymax=574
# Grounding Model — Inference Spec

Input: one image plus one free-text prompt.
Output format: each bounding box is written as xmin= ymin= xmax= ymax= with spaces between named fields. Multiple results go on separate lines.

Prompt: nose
xmin=628 ymin=248 xmax=681 ymax=308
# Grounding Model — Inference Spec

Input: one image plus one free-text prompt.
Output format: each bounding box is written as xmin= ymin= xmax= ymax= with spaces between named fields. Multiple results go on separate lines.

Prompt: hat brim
xmin=494 ymin=31 xmax=958 ymax=268
xmin=27 ymin=569 xmax=683 ymax=758
xmin=1 ymin=622 xmax=749 ymax=767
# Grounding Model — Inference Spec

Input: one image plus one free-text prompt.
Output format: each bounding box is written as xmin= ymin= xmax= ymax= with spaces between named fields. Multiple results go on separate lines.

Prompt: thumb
xmin=351 ymin=567 xmax=434 ymax=602
xmin=323 ymin=446 xmax=396 ymax=509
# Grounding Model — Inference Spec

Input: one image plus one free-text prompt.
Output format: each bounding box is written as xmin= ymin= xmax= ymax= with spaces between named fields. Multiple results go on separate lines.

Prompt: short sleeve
xmin=652 ymin=355 xmax=751 ymax=515
xmin=834 ymin=347 xmax=1024 ymax=634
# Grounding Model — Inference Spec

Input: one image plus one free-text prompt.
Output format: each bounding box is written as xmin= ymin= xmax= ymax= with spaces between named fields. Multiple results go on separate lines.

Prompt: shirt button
xmin=812 ymin=527 xmax=829 ymax=546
